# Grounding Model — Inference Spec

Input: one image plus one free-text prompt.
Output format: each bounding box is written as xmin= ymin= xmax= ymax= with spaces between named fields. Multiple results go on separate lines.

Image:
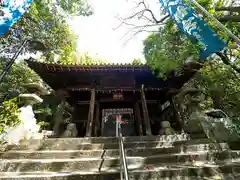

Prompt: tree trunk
xmin=215 ymin=6 xmax=240 ymax=13
xmin=218 ymin=15 xmax=240 ymax=22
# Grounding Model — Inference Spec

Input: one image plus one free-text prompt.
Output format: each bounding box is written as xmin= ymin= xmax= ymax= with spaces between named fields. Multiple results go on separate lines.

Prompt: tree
xmin=199 ymin=60 xmax=240 ymax=116
xmin=115 ymin=0 xmax=169 ymax=42
xmin=0 ymin=0 xmax=92 ymax=62
xmin=0 ymin=59 xmax=42 ymax=101
xmin=131 ymin=58 xmax=144 ymax=65
xmin=138 ymin=0 xmax=240 ymax=119
xmin=0 ymin=58 xmax=47 ymax=132
xmin=55 ymin=53 xmax=109 ymax=65
xmin=116 ymin=0 xmax=240 ymax=120
xmin=119 ymin=0 xmax=240 ymax=68
xmin=0 ymin=98 xmax=20 ymax=133
xmin=143 ymin=20 xmax=200 ymax=78
xmin=176 ymin=59 xmax=240 ymax=117
xmin=0 ymin=0 xmax=96 ymax=132
xmin=78 ymin=53 xmax=109 ymax=65
xmin=215 ymin=0 xmax=240 ymax=23
xmin=140 ymin=0 xmax=240 ymax=74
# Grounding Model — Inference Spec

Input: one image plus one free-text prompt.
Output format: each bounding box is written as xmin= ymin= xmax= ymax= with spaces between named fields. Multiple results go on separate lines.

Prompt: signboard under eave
xmin=113 ymin=93 xmax=124 ymax=100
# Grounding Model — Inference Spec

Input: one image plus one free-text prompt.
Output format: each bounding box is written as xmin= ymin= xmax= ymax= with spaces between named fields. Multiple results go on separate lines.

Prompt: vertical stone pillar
xmin=94 ymin=101 xmax=100 ymax=137
xmin=134 ymin=102 xmax=143 ymax=136
xmin=86 ymin=88 xmax=95 ymax=137
xmin=140 ymin=85 xmax=151 ymax=136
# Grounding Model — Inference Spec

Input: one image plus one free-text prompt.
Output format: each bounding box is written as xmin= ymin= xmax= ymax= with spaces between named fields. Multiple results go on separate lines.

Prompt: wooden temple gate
xmin=26 ymin=59 xmax=202 ymax=137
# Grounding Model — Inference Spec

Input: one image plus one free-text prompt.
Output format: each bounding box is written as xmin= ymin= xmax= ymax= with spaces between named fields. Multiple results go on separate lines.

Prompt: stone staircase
xmin=1 ymin=134 xmax=240 ymax=180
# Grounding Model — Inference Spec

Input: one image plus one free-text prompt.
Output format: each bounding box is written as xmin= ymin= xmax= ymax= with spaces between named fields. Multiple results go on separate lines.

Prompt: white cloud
xmin=69 ymin=0 xmax=161 ymax=63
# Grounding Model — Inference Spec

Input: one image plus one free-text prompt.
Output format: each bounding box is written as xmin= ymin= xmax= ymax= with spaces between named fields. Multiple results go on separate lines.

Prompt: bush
xmin=0 ymin=98 xmax=21 ymax=133
xmin=37 ymin=121 xmax=50 ymax=130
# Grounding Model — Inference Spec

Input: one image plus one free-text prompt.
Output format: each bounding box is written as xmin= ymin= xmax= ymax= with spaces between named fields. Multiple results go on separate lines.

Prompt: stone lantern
xmin=17 ymin=82 xmax=49 ymax=140
xmin=1 ymin=82 xmax=49 ymax=145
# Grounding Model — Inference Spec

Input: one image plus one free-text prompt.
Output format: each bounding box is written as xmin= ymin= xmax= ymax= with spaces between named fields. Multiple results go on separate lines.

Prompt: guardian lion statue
xmin=62 ymin=123 xmax=78 ymax=137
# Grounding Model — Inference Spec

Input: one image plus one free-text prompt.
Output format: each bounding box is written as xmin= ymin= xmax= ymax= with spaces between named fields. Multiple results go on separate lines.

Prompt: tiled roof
xmin=26 ymin=58 xmax=146 ymax=67
xmin=25 ymin=58 xmax=149 ymax=73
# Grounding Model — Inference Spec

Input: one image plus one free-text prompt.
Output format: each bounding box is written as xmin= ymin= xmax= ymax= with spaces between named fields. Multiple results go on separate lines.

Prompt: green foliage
xmin=37 ymin=121 xmax=50 ymax=130
xmin=143 ymin=0 xmax=240 ymax=77
xmin=0 ymin=0 xmax=92 ymax=63
xmin=17 ymin=0 xmax=82 ymax=56
xmin=0 ymin=60 xmax=54 ymax=132
xmin=143 ymin=20 xmax=200 ymax=78
xmin=78 ymin=53 xmax=109 ymax=65
xmin=0 ymin=60 xmax=42 ymax=101
xmin=57 ymin=0 xmax=93 ymax=16
xmin=0 ymin=98 xmax=21 ymax=133
xmin=197 ymin=60 xmax=240 ymax=116
xmin=143 ymin=0 xmax=240 ymax=121
xmin=131 ymin=58 xmax=144 ymax=65
xmin=54 ymin=52 xmax=109 ymax=65
xmin=0 ymin=0 xmax=95 ymax=132
xmin=34 ymin=102 xmax=54 ymax=126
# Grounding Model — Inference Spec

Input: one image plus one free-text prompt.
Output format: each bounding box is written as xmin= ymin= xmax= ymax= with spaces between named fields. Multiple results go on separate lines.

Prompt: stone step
xmin=5 ymin=139 xmax=219 ymax=151
xmin=0 ymin=164 xmax=239 ymax=180
xmin=189 ymin=133 xmax=206 ymax=139
xmin=1 ymin=151 xmax=239 ymax=172
xmin=10 ymin=134 xmax=189 ymax=150
xmin=0 ymin=143 xmax=230 ymax=159
xmin=22 ymin=134 xmax=189 ymax=144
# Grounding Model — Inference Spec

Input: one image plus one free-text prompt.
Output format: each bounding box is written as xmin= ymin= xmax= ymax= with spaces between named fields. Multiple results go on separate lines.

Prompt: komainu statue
xmin=179 ymin=88 xmax=239 ymax=142
xmin=159 ymin=121 xmax=176 ymax=135
xmin=62 ymin=123 xmax=78 ymax=137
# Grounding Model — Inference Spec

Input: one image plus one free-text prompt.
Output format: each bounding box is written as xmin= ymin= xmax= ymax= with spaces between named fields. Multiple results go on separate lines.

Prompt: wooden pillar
xmin=134 ymin=102 xmax=143 ymax=136
xmin=140 ymin=85 xmax=151 ymax=136
xmin=170 ymin=95 xmax=183 ymax=131
xmin=86 ymin=88 xmax=96 ymax=137
xmin=94 ymin=101 xmax=100 ymax=137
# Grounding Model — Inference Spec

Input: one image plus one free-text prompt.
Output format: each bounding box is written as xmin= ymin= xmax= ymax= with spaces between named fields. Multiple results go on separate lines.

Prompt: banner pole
xmin=189 ymin=0 xmax=240 ymax=45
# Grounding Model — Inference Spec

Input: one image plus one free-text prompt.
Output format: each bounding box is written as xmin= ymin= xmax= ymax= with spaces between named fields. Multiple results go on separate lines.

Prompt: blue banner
xmin=159 ymin=0 xmax=226 ymax=59
xmin=0 ymin=0 xmax=33 ymax=37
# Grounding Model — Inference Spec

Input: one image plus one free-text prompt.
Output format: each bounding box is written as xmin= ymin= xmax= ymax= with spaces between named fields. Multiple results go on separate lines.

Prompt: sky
xmin=69 ymin=0 xmax=162 ymax=63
